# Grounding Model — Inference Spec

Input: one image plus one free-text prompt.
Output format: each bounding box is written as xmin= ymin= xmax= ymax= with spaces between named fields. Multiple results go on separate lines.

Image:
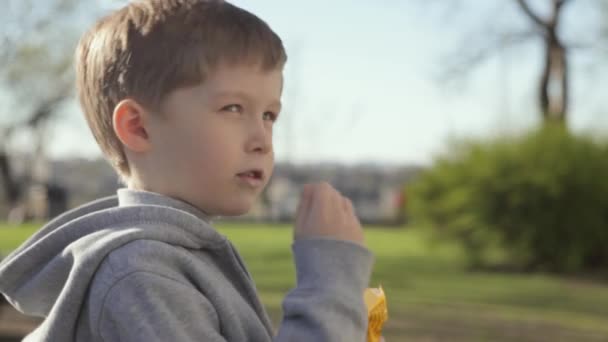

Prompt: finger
xmin=324 ymin=182 xmax=343 ymax=213
xmin=310 ymin=182 xmax=331 ymax=215
xmin=295 ymin=185 xmax=313 ymax=230
xmin=341 ymin=196 xmax=354 ymax=213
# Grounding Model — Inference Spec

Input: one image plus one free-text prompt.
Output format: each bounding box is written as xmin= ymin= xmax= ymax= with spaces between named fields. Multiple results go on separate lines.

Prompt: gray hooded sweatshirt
xmin=0 ymin=189 xmax=374 ymax=341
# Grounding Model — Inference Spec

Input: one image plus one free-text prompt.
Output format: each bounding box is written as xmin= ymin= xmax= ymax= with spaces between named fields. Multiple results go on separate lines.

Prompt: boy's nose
xmin=245 ymin=120 xmax=272 ymax=154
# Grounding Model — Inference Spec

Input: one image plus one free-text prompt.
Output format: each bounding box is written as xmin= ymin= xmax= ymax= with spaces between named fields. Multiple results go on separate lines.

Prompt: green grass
xmin=2 ymin=222 xmax=608 ymax=341
xmin=0 ymin=223 xmax=40 ymax=255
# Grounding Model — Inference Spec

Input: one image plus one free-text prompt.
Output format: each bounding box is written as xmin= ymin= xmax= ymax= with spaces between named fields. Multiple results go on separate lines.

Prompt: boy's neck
xmin=118 ymin=188 xmax=215 ymax=223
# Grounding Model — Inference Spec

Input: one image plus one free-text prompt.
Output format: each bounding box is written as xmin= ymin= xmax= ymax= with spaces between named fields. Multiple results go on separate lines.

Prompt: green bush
xmin=408 ymin=126 xmax=608 ymax=273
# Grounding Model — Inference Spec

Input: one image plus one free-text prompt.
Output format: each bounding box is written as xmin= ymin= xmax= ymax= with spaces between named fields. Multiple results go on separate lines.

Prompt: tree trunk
xmin=517 ymin=0 xmax=570 ymax=126
xmin=540 ymin=39 xmax=568 ymax=125
xmin=0 ymin=149 xmax=20 ymax=209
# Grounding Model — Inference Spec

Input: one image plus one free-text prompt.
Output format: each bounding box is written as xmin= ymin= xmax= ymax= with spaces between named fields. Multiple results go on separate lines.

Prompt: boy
xmin=0 ymin=0 xmax=374 ymax=341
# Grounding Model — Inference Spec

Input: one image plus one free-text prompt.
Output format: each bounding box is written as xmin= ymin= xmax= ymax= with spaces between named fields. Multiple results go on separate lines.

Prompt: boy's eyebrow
xmin=213 ymin=90 xmax=282 ymax=109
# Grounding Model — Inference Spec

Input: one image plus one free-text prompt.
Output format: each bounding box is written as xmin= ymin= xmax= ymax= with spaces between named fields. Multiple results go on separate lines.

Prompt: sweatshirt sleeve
xmin=275 ymin=238 xmax=375 ymax=342
xmin=97 ymin=271 xmax=226 ymax=342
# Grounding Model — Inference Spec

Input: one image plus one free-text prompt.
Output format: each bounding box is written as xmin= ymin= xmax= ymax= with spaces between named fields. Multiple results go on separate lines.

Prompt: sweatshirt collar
xmin=117 ymin=188 xmax=214 ymax=223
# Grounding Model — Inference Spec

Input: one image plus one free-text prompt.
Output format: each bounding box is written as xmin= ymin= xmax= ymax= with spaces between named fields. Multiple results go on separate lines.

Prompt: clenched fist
xmin=294 ymin=182 xmax=365 ymax=246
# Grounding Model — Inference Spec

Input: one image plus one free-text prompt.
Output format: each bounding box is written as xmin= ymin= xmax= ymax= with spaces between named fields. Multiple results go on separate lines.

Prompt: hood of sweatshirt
xmin=0 ymin=189 xmax=232 ymax=336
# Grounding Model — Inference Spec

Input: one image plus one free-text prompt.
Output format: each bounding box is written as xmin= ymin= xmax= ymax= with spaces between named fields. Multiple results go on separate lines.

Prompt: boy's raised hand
xmin=294 ymin=183 xmax=365 ymax=246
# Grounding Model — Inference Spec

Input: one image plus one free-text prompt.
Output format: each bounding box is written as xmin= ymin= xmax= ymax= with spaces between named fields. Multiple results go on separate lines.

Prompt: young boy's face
xmin=145 ymin=63 xmax=283 ymax=216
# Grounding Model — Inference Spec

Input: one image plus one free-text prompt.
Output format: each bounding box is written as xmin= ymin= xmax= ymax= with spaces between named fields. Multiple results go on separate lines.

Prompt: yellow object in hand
xmin=364 ymin=286 xmax=388 ymax=342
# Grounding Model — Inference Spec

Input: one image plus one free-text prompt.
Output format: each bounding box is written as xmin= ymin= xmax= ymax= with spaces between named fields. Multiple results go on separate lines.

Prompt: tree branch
xmin=515 ymin=0 xmax=548 ymax=29
xmin=440 ymin=29 xmax=538 ymax=82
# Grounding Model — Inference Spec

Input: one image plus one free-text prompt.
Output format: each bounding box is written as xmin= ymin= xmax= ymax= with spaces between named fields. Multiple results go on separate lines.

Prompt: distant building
xmin=0 ymin=158 xmax=421 ymax=224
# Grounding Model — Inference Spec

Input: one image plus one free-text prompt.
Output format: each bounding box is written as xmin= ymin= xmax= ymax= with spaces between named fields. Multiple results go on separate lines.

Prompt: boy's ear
xmin=112 ymin=99 xmax=150 ymax=153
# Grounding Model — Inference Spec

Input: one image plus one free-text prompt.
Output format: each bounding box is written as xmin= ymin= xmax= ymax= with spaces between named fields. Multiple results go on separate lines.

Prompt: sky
xmin=9 ymin=0 xmax=607 ymax=166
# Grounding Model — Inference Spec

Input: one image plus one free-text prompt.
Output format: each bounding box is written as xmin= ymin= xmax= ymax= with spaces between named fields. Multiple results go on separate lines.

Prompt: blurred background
xmin=1 ymin=0 xmax=608 ymax=341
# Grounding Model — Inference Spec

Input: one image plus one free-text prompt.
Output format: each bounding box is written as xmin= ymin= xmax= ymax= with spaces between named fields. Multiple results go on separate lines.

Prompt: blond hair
xmin=75 ymin=0 xmax=287 ymax=179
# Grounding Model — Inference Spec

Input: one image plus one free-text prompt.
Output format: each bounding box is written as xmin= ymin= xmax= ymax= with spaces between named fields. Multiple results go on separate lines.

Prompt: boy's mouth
xmin=236 ymin=169 xmax=265 ymax=188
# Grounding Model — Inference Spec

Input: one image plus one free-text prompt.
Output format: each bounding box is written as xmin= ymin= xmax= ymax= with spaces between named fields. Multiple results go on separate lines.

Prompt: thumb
xmin=294 ymin=185 xmax=313 ymax=231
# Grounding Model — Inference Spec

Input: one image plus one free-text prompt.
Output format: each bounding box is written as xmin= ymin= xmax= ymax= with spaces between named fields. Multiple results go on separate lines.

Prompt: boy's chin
xmin=217 ymin=201 xmax=254 ymax=217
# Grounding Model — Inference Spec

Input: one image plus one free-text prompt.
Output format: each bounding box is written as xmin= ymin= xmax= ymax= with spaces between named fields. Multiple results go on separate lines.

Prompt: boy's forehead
xmin=211 ymin=89 xmax=282 ymax=107
xmin=206 ymin=62 xmax=284 ymax=81
xmin=204 ymin=66 xmax=284 ymax=97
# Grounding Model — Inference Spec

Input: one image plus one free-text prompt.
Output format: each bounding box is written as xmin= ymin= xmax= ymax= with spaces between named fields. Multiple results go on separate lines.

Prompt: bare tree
xmin=0 ymin=0 xmax=102 ymax=219
xmin=440 ymin=0 xmax=604 ymax=127
xmin=516 ymin=0 xmax=570 ymax=123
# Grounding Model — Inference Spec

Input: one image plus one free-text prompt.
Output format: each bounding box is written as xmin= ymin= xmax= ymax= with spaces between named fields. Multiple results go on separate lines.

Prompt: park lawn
xmin=2 ymin=222 xmax=608 ymax=341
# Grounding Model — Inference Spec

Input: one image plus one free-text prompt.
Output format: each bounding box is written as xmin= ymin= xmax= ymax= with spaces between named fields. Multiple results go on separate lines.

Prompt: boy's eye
xmin=263 ymin=111 xmax=277 ymax=122
xmin=222 ymin=104 xmax=243 ymax=113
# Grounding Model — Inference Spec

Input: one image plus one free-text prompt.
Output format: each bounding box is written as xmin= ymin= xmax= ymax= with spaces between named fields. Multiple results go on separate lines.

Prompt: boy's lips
xmin=236 ymin=169 xmax=265 ymax=188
